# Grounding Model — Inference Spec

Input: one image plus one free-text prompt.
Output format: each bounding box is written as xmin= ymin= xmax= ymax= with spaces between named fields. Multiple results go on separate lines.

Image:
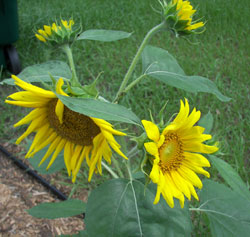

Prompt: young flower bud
xmin=35 ymin=19 xmax=80 ymax=45
xmin=161 ymin=0 xmax=205 ymax=36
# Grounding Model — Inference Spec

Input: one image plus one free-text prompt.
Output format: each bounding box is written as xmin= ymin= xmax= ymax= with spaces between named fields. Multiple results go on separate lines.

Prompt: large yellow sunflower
xmin=172 ymin=0 xmax=204 ymax=31
xmin=142 ymin=99 xmax=218 ymax=208
xmin=5 ymin=75 xmax=127 ymax=182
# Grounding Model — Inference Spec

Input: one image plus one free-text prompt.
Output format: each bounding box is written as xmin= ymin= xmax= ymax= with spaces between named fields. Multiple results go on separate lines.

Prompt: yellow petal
xmin=171 ymin=171 xmax=191 ymax=200
xmin=144 ymin=142 xmax=159 ymax=157
xmin=14 ymin=108 xmax=46 ymax=127
xmin=183 ymin=142 xmax=218 ymax=154
xmin=16 ymin=114 xmax=47 ymax=144
xmin=26 ymin=123 xmax=50 ymax=156
xmin=150 ymin=162 xmax=160 ymax=183
xmin=56 ymin=78 xmax=68 ymax=96
xmin=35 ymin=34 xmax=46 ymax=42
xmin=55 ymin=100 xmax=64 ymax=124
xmin=39 ymin=136 xmax=61 ymax=166
xmin=184 ymin=152 xmax=210 ymax=167
xmin=179 ymin=166 xmax=203 ymax=189
xmin=64 ymin=141 xmax=72 ymax=176
xmin=11 ymin=75 xmax=56 ymax=98
xmin=5 ymin=100 xmax=48 ymax=108
xmin=44 ymin=25 xmax=52 ymax=35
xmin=182 ymin=161 xmax=210 ymax=178
xmin=142 ymin=120 xmax=160 ymax=142
xmin=46 ymin=139 xmax=66 ymax=170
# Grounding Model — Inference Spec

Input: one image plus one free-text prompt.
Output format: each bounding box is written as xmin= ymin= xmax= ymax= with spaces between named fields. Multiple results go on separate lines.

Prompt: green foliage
xmin=78 ymin=29 xmax=132 ymax=42
xmin=56 ymin=94 xmax=141 ymax=125
xmin=85 ymin=178 xmax=192 ymax=237
xmin=0 ymin=61 xmax=71 ymax=85
xmin=198 ymin=180 xmax=250 ymax=237
xmin=27 ymin=199 xmax=86 ymax=219
xmin=142 ymin=45 xmax=231 ymax=102
xmin=209 ymin=155 xmax=250 ymax=201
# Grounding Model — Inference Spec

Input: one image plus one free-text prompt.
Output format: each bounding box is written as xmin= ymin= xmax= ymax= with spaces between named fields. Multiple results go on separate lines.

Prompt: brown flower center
xmin=158 ymin=133 xmax=184 ymax=172
xmin=47 ymin=99 xmax=100 ymax=146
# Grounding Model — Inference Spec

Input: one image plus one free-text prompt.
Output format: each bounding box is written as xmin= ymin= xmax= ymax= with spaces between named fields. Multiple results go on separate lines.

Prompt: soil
xmin=0 ymin=142 xmax=87 ymax=236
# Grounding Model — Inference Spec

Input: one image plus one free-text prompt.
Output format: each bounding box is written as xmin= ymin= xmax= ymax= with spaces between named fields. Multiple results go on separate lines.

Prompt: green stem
xmin=62 ymin=44 xmax=80 ymax=86
xmin=113 ymin=22 xmax=166 ymax=102
xmin=123 ymin=74 xmax=147 ymax=93
xmin=126 ymin=158 xmax=133 ymax=181
xmin=112 ymin=156 xmax=125 ymax=178
xmin=101 ymin=161 xmax=119 ymax=179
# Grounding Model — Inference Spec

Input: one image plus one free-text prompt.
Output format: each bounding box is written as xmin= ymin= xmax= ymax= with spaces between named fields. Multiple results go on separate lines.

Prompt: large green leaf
xmin=25 ymin=141 xmax=65 ymax=174
xmin=198 ymin=180 xmax=250 ymax=237
xmin=0 ymin=60 xmax=71 ymax=85
xmin=142 ymin=45 xmax=231 ymax=102
xmin=85 ymin=178 xmax=191 ymax=237
xmin=209 ymin=155 xmax=250 ymax=200
xmin=57 ymin=94 xmax=141 ymax=126
xmin=27 ymin=199 xmax=86 ymax=219
xmin=198 ymin=111 xmax=214 ymax=134
xmin=77 ymin=29 xmax=132 ymax=42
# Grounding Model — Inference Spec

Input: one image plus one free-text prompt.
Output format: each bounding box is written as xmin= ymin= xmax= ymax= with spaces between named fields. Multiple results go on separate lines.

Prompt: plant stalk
xmin=113 ymin=22 xmax=166 ymax=102
xmin=62 ymin=44 xmax=80 ymax=86
xmin=101 ymin=161 xmax=119 ymax=179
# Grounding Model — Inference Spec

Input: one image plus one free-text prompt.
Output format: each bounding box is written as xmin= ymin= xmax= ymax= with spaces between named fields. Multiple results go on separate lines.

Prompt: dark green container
xmin=0 ymin=0 xmax=21 ymax=74
xmin=0 ymin=0 xmax=19 ymax=44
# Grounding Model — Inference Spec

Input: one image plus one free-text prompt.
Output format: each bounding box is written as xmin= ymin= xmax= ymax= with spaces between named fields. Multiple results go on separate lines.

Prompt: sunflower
xmin=142 ymin=99 xmax=218 ymax=208
xmin=5 ymin=75 xmax=127 ymax=182
xmin=173 ymin=0 xmax=204 ymax=31
xmin=35 ymin=19 xmax=75 ymax=43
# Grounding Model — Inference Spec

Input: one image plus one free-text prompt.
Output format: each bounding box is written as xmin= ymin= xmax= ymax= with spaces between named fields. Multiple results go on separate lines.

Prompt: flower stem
xmin=62 ymin=44 xmax=80 ymax=86
xmin=101 ymin=161 xmax=119 ymax=179
xmin=126 ymin=158 xmax=133 ymax=181
xmin=112 ymin=156 xmax=125 ymax=178
xmin=113 ymin=22 xmax=166 ymax=102
xmin=123 ymin=74 xmax=147 ymax=93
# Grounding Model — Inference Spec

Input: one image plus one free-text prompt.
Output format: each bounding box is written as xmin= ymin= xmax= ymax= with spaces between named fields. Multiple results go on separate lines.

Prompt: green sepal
xmin=140 ymin=153 xmax=153 ymax=177
xmin=82 ymin=76 xmax=100 ymax=97
xmin=131 ymin=132 xmax=147 ymax=150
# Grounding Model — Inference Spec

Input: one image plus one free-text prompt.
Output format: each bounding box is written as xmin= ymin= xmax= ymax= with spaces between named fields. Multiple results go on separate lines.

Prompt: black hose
xmin=0 ymin=144 xmax=67 ymax=200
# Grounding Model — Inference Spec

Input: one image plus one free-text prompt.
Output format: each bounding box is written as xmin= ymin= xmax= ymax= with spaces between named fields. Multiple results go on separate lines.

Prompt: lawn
xmin=0 ymin=0 xmax=249 ymax=234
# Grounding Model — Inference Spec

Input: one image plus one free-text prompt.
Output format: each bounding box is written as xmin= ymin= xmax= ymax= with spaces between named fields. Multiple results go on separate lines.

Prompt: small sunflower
xmin=35 ymin=19 xmax=76 ymax=44
xmin=173 ymin=0 xmax=204 ymax=31
xmin=142 ymin=99 xmax=218 ymax=208
xmin=5 ymin=75 xmax=127 ymax=182
xmin=163 ymin=0 xmax=204 ymax=35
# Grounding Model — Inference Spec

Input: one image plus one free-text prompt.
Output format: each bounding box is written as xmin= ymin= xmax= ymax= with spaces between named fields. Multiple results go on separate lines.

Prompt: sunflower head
xmin=35 ymin=19 xmax=79 ymax=44
xmin=5 ymin=76 xmax=127 ymax=183
xmin=142 ymin=99 xmax=218 ymax=208
xmin=161 ymin=0 xmax=204 ymax=36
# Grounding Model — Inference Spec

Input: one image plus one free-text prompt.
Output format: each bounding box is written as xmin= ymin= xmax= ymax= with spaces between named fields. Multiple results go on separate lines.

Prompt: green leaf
xmin=77 ymin=29 xmax=132 ymax=42
xmin=198 ymin=111 xmax=214 ymax=134
xmin=198 ymin=180 xmax=250 ymax=237
xmin=209 ymin=155 xmax=250 ymax=200
xmin=27 ymin=199 xmax=86 ymax=219
xmin=25 ymin=140 xmax=65 ymax=174
xmin=142 ymin=45 xmax=231 ymax=102
xmin=57 ymin=94 xmax=141 ymax=126
xmin=85 ymin=178 xmax=192 ymax=237
xmin=0 ymin=60 xmax=71 ymax=85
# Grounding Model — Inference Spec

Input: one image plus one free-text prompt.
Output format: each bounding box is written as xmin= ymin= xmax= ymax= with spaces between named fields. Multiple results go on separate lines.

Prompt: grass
xmin=0 ymin=0 xmax=249 ymax=234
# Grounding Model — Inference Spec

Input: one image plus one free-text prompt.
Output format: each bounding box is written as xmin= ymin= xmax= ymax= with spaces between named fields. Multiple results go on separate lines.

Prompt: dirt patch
xmin=0 ymin=143 xmax=86 ymax=236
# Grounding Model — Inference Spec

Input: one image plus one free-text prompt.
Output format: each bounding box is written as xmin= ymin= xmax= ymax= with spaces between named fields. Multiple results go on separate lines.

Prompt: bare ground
xmin=0 ymin=143 xmax=87 ymax=237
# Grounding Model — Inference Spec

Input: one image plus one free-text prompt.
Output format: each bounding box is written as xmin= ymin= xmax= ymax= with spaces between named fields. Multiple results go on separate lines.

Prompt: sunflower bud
xmin=161 ymin=0 xmax=205 ymax=36
xmin=35 ymin=19 xmax=80 ymax=45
